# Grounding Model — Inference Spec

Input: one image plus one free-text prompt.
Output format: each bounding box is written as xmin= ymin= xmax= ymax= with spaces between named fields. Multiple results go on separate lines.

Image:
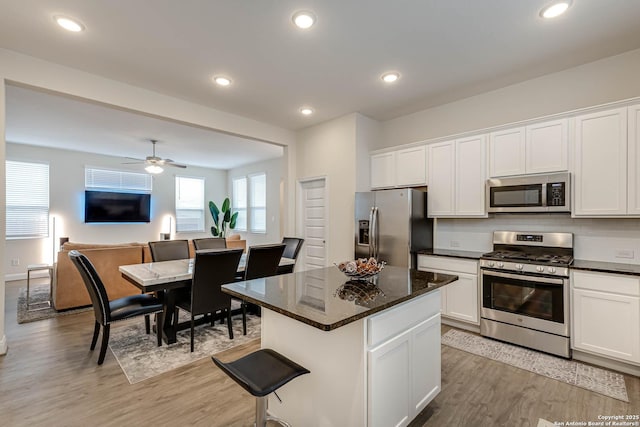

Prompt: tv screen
xmin=85 ymin=191 xmax=151 ymax=223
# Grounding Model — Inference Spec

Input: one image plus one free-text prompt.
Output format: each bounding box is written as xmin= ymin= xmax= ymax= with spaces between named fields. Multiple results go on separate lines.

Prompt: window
xmin=175 ymin=176 xmax=205 ymax=232
xmin=232 ymin=177 xmax=247 ymax=231
xmin=232 ymin=173 xmax=266 ymax=233
xmin=6 ymin=160 xmax=50 ymax=239
xmin=85 ymin=167 xmax=152 ymax=192
xmin=249 ymin=173 xmax=266 ymax=233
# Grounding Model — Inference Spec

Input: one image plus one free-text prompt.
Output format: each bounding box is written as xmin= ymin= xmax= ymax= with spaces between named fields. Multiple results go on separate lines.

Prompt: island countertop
xmin=221 ymin=265 xmax=458 ymax=331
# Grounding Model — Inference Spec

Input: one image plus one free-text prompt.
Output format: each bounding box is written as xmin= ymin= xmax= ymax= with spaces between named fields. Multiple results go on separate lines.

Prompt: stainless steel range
xmin=480 ymin=231 xmax=573 ymax=358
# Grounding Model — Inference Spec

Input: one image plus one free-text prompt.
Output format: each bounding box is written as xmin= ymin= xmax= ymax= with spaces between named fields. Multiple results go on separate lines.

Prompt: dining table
xmin=119 ymin=253 xmax=295 ymax=344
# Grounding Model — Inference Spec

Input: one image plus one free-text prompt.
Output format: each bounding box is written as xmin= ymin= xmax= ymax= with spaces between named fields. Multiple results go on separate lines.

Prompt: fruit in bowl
xmin=336 ymin=257 xmax=386 ymax=279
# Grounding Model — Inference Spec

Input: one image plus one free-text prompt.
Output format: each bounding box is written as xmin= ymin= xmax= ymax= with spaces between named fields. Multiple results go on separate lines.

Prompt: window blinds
xmin=6 ymin=160 xmax=50 ymax=238
xmin=175 ymin=176 xmax=205 ymax=232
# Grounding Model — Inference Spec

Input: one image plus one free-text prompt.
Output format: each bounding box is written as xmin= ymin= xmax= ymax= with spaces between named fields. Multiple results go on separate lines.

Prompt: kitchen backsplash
xmin=435 ymin=215 xmax=640 ymax=264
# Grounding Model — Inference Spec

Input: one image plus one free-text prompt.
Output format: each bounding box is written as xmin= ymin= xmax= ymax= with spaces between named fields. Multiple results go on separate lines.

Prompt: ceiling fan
xmin=123 ymin=139 xmax=187 ymax=174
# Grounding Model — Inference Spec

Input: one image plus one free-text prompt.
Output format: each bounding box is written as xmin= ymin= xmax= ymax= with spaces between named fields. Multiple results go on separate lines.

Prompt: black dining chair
xmin=148 ymin=239 xmax=190 ymax=262
xmin=236 ymin=244 xmax=286 ymax=335
xmin=175 ymin=249 xmax=243 ymax=352
xmin=277 ymin=237 xmax=304 ymax=275
xmin=68 ymin=250 xmax=164 ymax=365
xmin=192 ymin=237 xmax=227 ymax=251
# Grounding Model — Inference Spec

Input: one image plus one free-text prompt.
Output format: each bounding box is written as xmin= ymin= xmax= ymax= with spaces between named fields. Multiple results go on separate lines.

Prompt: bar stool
xmin=26 ymin=263 xmax=54 ymax=311
xmin=211 ymin=348 xmax=310 ymax=427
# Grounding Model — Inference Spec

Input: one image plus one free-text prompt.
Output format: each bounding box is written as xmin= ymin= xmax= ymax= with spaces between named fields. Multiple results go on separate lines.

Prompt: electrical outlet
xmin=450 ymin=240 xmax=460 ymax=248
xmin=11 ymin=258 xmax=19 ymax=266
xmin=615 ymin=249 xmax=635 ymax=259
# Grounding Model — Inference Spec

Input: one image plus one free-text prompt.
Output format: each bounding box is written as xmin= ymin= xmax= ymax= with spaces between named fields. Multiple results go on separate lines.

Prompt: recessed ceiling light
xmin=54 ymin=16 xmax=85 ymax=32
xmin=292 ymin=11 xmax=316 ymax=29
xmin=381 ymin=72 xmax=400 ymax=83
xmin=540 ymin=1 xmax=571 ymax=19
xmin=213 ymin=76 xmax=232 ymax=86
xmin=299 ymin=107 xmax=314 ymax=116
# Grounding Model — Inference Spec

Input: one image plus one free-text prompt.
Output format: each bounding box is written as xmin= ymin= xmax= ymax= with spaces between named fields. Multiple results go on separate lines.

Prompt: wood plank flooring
xmin=1 ymin=279 xmax=638 ymax=427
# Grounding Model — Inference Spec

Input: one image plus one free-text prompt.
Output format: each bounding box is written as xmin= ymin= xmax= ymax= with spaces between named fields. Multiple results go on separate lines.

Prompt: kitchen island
xmin=221 ymin=265 xmax=457 ymax=427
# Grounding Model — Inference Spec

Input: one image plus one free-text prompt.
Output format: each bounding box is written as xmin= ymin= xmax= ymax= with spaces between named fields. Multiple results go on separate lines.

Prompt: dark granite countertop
xmin=571 ymin=259 xmax=640 ymax=276
xmin=221 ymin=266 xmax=458 ymax=331
xmin=417 ymin=248 xmax=485 ymax=260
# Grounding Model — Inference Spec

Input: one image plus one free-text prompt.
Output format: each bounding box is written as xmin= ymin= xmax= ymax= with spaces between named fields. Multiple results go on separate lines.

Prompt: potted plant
xmin=209 ymin=198 xmax=238 ymax=238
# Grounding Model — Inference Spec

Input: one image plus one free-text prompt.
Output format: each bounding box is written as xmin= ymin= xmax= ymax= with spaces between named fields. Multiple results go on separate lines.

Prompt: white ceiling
xmin=1 ymin=1 xmax=640 ymax=130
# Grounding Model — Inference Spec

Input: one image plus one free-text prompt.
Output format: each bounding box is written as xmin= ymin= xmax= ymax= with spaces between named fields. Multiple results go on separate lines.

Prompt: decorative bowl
xmin=335 ymin=280 xmax=385 ymax=303
xmin=335 ymin=257 xmax=386 ymax=280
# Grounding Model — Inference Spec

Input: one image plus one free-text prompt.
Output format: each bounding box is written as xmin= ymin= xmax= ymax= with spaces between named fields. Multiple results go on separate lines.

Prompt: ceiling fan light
xmin=145 ymin=164 xmax=163 ymax=174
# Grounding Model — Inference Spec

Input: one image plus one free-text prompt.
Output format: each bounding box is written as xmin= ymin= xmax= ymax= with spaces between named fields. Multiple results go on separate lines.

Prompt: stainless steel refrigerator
xmin=355 ymin=189 xmax=433 ymax=269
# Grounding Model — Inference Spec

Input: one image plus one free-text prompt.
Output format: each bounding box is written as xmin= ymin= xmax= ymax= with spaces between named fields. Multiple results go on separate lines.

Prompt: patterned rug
xmin=17 ymin=286 xmax=91 ymax=324
xmin=442 ymin=329 xmax=629 ymax=402
xmin=109 ymin=312 xmax=261 ymax=384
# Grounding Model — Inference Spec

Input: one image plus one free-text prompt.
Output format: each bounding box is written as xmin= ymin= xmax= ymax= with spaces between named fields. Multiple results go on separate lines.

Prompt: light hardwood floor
xmin=1 ymin=279 xmax=638 ymax=427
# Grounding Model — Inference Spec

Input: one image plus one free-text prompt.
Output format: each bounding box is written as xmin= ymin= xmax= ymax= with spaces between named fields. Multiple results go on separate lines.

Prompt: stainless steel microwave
xmin=486 ymin=172 xmax=570 ymax=213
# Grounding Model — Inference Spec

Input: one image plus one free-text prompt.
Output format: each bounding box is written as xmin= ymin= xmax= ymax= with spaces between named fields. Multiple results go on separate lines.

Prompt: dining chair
xmin=175 ymin=248 xmax=243 ymax=352
xmin=148 ymin=239 xmax=190 ymax=262
xmin=277 ymin=237 xmax=304 ymax=275
xmin=68 ymin=250 xmax=164 ymax=365
xmin=192 ymin=237 xmax=227 ymax=251
xmin=237 ymin=244 xmax=286 ymax=334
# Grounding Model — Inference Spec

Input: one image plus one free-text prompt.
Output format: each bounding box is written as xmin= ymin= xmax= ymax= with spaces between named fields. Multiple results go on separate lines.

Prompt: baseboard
xmin=442 ymin=317 xmax=480 ymax=333
xmin=572 ymin=349 xmax=640 ymax=377
xmin=0 ymin=335 xmax=7 ymax=355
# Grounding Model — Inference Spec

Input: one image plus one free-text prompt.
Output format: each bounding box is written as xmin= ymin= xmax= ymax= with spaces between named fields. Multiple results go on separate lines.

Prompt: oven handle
xmin=481 ymin=269 xmax=565 ymax=286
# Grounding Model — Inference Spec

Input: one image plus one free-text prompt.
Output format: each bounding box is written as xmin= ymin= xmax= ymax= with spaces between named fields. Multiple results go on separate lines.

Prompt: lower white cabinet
xmin=571 ymin=270 xmax=640 ymax=364
xmin=418 ymin=255 xmax=479 ymax=325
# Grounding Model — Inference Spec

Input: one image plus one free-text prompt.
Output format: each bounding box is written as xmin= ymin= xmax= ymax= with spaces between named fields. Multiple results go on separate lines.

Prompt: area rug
xmin=17 ymin=285 xmax=91 ymax=324
xmin=109 ymin=313 xmax=261 ymax=384
xmin=442 ymin=329 xmax=628 ymax=402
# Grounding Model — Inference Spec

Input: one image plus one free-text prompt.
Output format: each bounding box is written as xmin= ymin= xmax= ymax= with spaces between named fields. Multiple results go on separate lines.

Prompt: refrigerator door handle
xmin=372 ymin=207 xmax=379 ymax=259
xmin=368 ymin=207 xmax=375 ymax=258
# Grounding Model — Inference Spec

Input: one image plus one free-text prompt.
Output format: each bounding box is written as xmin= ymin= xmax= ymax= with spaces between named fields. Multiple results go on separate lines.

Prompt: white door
xmin=427 ymin=140 xmax=455 ymax=217
xmin=628 ymin=104 xmax=640 ymax=215
xmin=370 ymin=152 xmax=396 ymax=189
xmin=411 ymin=314 xmax=441 ymax=415
xmin=395 ymin=145 xmax=427 ymax=187
xmin=455 ymin=135 xmax=487 ymax=216
xmin=299 ymin=178 xmax=327 ymax=270
xmin=443 ymin=273 xmax=479 ymax=324
xmin=489 ymin=127 xmax=526 ymax=177
xmin=526 ymin=119 xmax=568 ymax=174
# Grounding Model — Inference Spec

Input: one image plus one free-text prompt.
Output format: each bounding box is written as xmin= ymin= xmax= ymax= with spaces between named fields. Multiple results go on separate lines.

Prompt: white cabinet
xmin=367 ymin=291 xmax=441 ymax=427
xmin=371 ymin=152 xmax=396 ymax=189
xmin=628 ymin=104 xmax=640 ymax=215
xmin=418 ymin=255 xmax=479 ymax=325
xmin=489 ymin=119 xmax=568 ymax=178
xmin=428 ymin=135 xmax=487 ymax=218
xmin=573 ymin=108 xmax=628 ymax=216
xmin=571 ymin=270 xmax=640 ymax=365
xmin=371 ymin=145 xmax=427 ymax=189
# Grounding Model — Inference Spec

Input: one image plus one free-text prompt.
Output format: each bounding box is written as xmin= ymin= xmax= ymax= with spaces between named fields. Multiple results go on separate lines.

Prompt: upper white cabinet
xmin=428 ymin=135 xmax=487 ymax=217
xmin=573 ymin=107 xmax=629 ymax=216
xmin=628 ymin=104 xmax=640 ymax=215
xmin=489 ymin=119 xmax=568 ymax=178
xmin=370 ymin=145 xmax=427 ymax=189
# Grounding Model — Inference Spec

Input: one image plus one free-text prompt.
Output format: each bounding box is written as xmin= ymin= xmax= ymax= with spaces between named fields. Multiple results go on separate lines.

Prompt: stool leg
xmin=255 ymin=396 xmax=267 ymax=427
xmin=26 ymin=270 xmax=31 ymax=309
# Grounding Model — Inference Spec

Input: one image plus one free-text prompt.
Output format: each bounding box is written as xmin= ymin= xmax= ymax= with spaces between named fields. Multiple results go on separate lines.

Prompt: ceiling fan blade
xmin=166 ymin=161 xmax=187 ymax=168
xmin=122 ymin=161 xmax=145 ymax=165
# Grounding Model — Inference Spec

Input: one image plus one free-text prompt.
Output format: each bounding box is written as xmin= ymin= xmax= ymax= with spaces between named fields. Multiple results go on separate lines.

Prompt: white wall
xmin=296 ymin=114 xmax=358 ymax=265
xmin=5 ymin=142 xmax=228 ymax=279
xmin=227 ymin=157 xmax=284 ymax=247
xmin=380 ymin=48 xmax=640 ymax=149
xmin=355 ymin=114 xmax=380 ymax=192
xmin=0 ymin=79 xmax=7 ymax=354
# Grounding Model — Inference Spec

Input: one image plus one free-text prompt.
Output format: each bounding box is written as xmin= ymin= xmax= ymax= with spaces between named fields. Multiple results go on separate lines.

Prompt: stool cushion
xmin=212 ymin=348 xmax=309 ymax=397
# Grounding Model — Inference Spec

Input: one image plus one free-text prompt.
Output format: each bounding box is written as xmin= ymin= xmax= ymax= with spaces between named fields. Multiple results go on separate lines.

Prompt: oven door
xmin=481 ymin=269 xmax=569 ymax=336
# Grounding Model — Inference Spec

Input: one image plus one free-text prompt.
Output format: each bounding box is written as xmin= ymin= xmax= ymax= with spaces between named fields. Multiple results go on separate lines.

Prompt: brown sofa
xmin=53 ymin=237 xmax=247 ymax=311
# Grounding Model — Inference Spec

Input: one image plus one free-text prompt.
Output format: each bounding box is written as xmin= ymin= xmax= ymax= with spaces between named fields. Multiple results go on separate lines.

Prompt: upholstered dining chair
xmin=277 ymin=237 xmax=304 ymax=274
xmin=236 ymin=244 xmax=286 ymax=335
xmin=68 ymin=250 xmax=163 ymax=365
xmin=175 ymin=248 xmax=243 ymax=352
xmin=148 ymin=239 xmax=190 ymax=262
xmin=192 ymin=238 xmax=227 ymax=251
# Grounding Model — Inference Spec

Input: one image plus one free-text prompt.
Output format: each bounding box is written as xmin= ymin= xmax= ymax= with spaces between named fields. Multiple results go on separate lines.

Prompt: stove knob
xmin=515 ymin=264 xmax=523 ymax=270
xmin=497 ymin=262 xmax=504 ymax=268
xmin=548 ymin=267 xmax=556 ymax=274
xmin=487 ymin=261 xmax=495 ymax=267
xmin=536 ymin=266 xmax=544 ymax=273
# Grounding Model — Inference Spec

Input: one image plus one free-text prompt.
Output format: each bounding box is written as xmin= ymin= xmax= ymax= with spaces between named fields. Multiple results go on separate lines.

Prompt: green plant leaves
xmin=209 ymin=197 xmax=237 ymax=237
xmin=230 ymin=212 xmax=238 ymax=229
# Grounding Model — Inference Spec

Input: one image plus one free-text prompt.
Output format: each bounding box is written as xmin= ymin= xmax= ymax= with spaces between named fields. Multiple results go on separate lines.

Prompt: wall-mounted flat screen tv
xmin=85 ymin=190 xmax=151 ymax=223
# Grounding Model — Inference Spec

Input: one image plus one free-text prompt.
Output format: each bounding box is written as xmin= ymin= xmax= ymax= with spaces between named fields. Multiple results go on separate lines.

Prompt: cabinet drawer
xmin=572 ymin=270 xmax=640 ymax=296
xmin=367 ymin=291 xmax=440 ymax=348
xmin=418 ymin=255 xmax=478 ymax=274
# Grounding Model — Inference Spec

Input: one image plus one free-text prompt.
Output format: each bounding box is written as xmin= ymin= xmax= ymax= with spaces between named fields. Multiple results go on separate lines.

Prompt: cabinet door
xmin=427 ymin=141 xmax=455 ymax=217
xmin=396 ymin=145 xmax=427 ymax=187
xmin=411 ymin=314 xmax=441 ymax=415
xmin=456 ymin=135 xmax=487 ymax=216
xmin=371 ymin=152 xmax=396 ymax=189
xmin=628 ymin=104 xmax=640 ymax=215
xmin=489 ymin=127 xmax=526 ymax=177
xmin=526 ymin=119 xmax=568 ymax=174
xmin=443 ymin=273 xmax=479 ymax=324
xmin=574 ymin=108 xmax=628 ymax=216
xmin=573 ymin=288 xmax=640 ymax=363
xmin=368 ymin=330 xmax=412 ymax=427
